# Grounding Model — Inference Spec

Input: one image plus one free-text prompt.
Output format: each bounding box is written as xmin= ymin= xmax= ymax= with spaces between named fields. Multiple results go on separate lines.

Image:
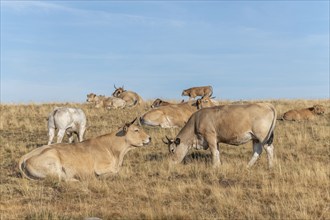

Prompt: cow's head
xmin=181 ymin=90 xmax=188 ymax=96
xmin=163 ymin=136 xmax=180 ymax=153
xmin=196 ymin=96 xmax=216 ymax=109
xmin=151 ymin=98 xmax=163 ymax=108
xmin=112 ymin=85 xmax=126 ymax=97
xmin=121 ymin=118 xmax=151 ymax=147
xmin=86 ymin=93 xmax=97 ymax=102
xmin=312 ymin=105 xmax=325 ymax=115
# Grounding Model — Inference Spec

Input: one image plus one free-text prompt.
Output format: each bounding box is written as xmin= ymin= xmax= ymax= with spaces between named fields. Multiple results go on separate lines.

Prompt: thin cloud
xmin=2 ymin=1 xmax=186 ymax=28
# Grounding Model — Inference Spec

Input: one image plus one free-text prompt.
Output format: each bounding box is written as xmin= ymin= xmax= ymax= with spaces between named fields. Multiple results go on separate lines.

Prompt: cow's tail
xmin=18 ymin=146 xmax=50 ymax=180
xmin=263 ymin=103 xmax=277 ymax=146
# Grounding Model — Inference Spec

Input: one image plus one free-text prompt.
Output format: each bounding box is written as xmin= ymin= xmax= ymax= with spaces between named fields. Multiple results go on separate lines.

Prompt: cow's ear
xmin=123 ymin=125 xmax=129 ymax=134
xmin=175 ymin=138 xmax=180 ymax=145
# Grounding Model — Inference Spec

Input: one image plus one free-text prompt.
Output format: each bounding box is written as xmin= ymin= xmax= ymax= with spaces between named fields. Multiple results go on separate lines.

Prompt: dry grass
xmin=1 ymin=99 xmax=329 ymax=219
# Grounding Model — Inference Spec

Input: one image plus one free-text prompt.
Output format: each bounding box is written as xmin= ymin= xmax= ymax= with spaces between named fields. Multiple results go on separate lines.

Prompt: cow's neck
xmin=107 ymin=136 xmax=133 ymax=168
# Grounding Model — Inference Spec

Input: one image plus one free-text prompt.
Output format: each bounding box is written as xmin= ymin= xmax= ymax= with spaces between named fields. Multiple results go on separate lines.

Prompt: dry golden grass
xmin=1 ymin=99 xmax=329 ymax=219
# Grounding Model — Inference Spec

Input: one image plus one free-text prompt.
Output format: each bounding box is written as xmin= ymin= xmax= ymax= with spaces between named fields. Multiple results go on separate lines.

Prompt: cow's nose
xmin=148 ymin=137 xmax=152 ymax=142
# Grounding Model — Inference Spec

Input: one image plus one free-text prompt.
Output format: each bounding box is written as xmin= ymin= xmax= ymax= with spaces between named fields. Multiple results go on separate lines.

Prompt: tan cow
xmin=150 ymin=99 xmax=173 ymax=108
xmin=112 ymin=85 xmax=143 ymax=107
xmin=163 ymin=103 xmax=277 ymax=168
xmin=282 ymin=105 xmax=325 ymax=121
xmin=95 ymin=96 xmax=126 ymax=109
xmin=86 ymin=93 xmax=105 ymax=104
xmin=182 ymin=86 xmax=213 ymax=100
xmin=140 ymin=98 xmax=215 ymax=128
xmin=195 ymin=96 xmax=217 ymax=110
xmin=18 ymin=118 xmax=151 ymax=181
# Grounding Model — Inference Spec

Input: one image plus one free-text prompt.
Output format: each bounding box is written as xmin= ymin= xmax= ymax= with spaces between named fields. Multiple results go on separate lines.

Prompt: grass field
xmin=0 ymin=99 xmax=329 ymax=219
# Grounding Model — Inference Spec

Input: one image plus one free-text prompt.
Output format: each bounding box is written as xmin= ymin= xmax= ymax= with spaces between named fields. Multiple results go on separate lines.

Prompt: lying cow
xmin=196 ymin=96 xmax=217 ymax=110
xmin=182 ymin=85 xmax=213 ymax=100
xmin=140 ymin=98 xmax=215 ymax=128
xmin=47 ymin=107 xmax=87 ymax=145
xmin=95 ymin=96 xmax=126 ymax=109
xmin=282 ymin=105 xmax=325 ymax=121
xmin=150 ymin=99 xmax=173 ymax=108
xmin=86 ymin=93 xmax=105 ymax=104
xmin=112 ymin=85 xmax=143 ymax=107
xmin=163 ymin=103 xmax=277 ymax=168
xmin=19 ymin=118 xmax=151 ymax=181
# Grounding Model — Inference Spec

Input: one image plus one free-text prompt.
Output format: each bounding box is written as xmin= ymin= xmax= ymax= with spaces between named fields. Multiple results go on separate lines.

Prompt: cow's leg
xmin=264 ymin=144 xmax=274 ymax=169
xmin=56 ymin=129 xmax=66 ymax=143
xmin=205 ymin=135 xmax=220 ymax=167
xmin=48 ymin=128 xmax=55 ymax=145
xmin=247 ymin=140 xmax=263 ymax=168
xmin=78 ymin=127 xmax=86 ymax=142
xmin=66 ymin=131 xmax=74 ymax=143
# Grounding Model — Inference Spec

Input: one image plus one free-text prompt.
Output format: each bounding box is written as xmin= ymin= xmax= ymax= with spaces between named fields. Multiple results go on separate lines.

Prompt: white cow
xmin=47 ymin=107 xmax=87 ymax=145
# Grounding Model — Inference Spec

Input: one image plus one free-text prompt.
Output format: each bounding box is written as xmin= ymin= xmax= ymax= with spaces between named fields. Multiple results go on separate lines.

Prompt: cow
xmin=47 ymin=107 xmax=87 ymax=145
xmin=150 ymin=99 xmax=173 ymax=108
xmin=140 ymin=98 xmax=216 ymax=128
xmin=182 ymin=86 xmax=213 ymax=100
xmin=112 ymin=85 xmax=143 ymax=107
xmin=282 ymin=105 xmax=325 ymax=121
xmin=163 ymin=103 xmax=277 ymax=169
xmin=95 ymin=96 xmax=126 ymax=109
xmin=86 ymin=93 xmax=105 ymax=104
xmin=18 ymin=118 xmax=151 ymax=181
xmin=196 ymin=96 xmax=217 ymax=110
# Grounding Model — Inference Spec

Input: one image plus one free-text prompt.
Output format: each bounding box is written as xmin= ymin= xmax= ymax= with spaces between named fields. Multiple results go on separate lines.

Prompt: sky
xmin=1 ymin=1 xmax=329 ymax=103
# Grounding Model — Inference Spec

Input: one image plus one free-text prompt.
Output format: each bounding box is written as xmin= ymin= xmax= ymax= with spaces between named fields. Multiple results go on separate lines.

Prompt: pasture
xmin=0 ymin=99 xmax=329 ymax=219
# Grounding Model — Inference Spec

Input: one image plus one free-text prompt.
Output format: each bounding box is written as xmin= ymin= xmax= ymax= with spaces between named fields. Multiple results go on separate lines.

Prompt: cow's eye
xmin=134 ymin=129 xmax=139 ymax=132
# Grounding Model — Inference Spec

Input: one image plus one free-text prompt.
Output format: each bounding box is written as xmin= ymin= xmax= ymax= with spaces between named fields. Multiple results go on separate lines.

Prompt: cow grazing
xmin=95 ymin=96 xmax=126 ymax=109
xmin=140 ymin=99 xmax=215 ymax=128
xmin=182 ymin=86 xmax=213 ymax=100
xmin=47 ymin=107 xmax=87 ymax=145
xmin=19 ymin=118 xmax=151 ymax=181
xmin=163 ymin=103 xmax=277 ymax=168
xmin=282 ymin=105 xmax=325 ymax=121
xmin=112 ymin=85 xmax=143 ymax=107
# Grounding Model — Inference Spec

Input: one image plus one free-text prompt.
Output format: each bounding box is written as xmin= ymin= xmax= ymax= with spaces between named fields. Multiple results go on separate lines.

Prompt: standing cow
xmin=47 ymin=107 xmax=87 ymax=145
xmin=112 ymin=85 xmax=143 ymax=107
xmin=182 ymin=86 xmax=213 ymax=100
xmin=163 ymin=103 xmax=277 ymax=168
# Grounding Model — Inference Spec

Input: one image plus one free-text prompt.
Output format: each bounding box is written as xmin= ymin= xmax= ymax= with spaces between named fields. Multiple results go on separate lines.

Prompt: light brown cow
xmin=18 ymin=119 xmax=151 ymax=181
xmin=282 ymin=105 xmax=325 ymax=121
xmin=163 ymin=103 xmax=277 ymax=168
xmin=182 ymin=86 xmax=213 ymax=100
xmin=140 ymin=98 xmax=215 ymax=128
xmin=150 ymin=99 xmax=173 ymax=108
xmin=95 ymin=96 xmax=126 ymax=109
xmin=195 ymin=96 xmax=217 ymax=110
xmin=112 ymin=85 xmax=143 ymax=107
xmin=86 ymin=93 xmax=105 ymax=104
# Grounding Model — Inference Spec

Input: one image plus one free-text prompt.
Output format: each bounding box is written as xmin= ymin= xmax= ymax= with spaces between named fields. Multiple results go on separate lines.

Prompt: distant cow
xmin=182 ymin=86 xmax=213 ymax=100
xmin=150 ymin=99 xmax=173 ymax=108
xmin=196 ymin=96 xmax=217 ymax=110
xmin=86 ymin=93 xmax=105 ymax=104
xmin=95 ymin=96 xmax=126 ymax=109
xmin=112 ymin=85 xmax=143 ymax=107
xmin=19 ymin=118 xmax=151 ymax=181
xmin=163 ymin=103 xmax=277 ymax=168
xmin=282 ymin=105 xmax=325 ymax=121
xmin=140 ymin=99 xmax=215 ymax=128
xmin=47 ymin=107 xmax=87 ymax=145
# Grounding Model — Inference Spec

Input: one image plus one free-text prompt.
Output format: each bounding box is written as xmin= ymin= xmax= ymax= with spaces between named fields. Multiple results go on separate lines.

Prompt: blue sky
xmin=1 ymin=1 xmax=329 ymax=103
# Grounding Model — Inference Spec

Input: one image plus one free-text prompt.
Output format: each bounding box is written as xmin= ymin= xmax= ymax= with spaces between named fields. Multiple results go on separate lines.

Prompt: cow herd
xmin=18 ymin=85 xmax=326 ymax=181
